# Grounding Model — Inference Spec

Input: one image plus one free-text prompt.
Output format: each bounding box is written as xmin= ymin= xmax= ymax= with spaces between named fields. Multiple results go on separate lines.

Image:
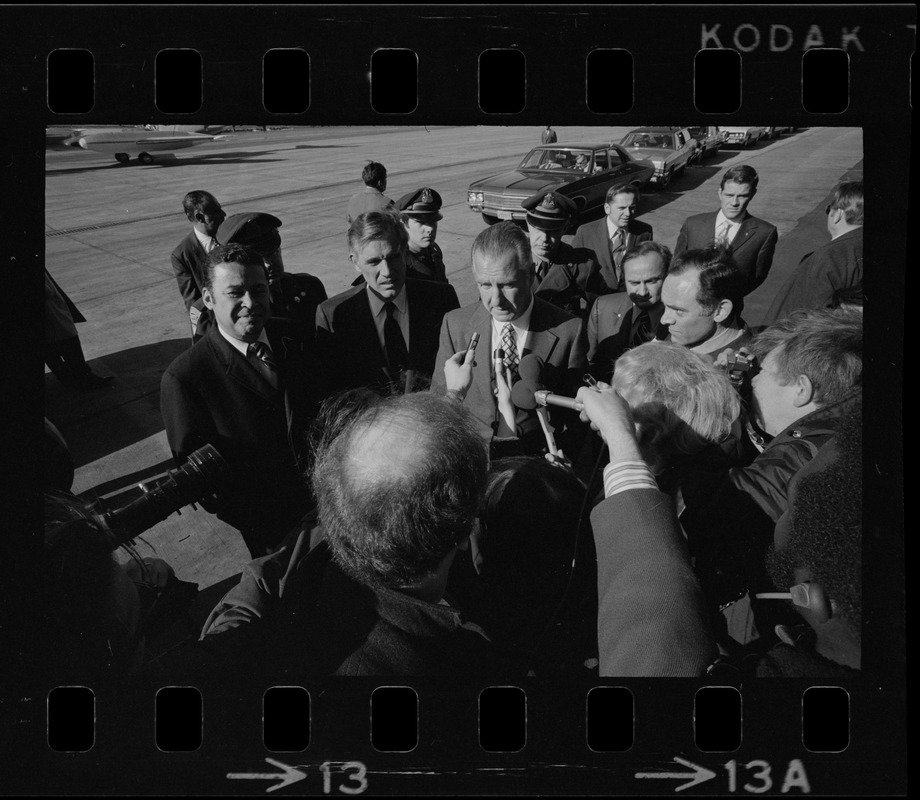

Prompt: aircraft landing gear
xmin=138 ymin=152 xmax=154 ymax=165
xmin=114 ymin=153 xmax=130 ymax=163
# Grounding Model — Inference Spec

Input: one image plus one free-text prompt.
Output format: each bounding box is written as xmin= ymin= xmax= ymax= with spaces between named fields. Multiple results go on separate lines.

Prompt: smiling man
xmin=674 ymin=165 xmax=778 ymax=298
xmin=432 ymin=221 xmax=586 ymax=456
xmin=316 ymin=210 xmax=459 ymax=392
xmin=160 ymin=243 xmax=322 ymax=557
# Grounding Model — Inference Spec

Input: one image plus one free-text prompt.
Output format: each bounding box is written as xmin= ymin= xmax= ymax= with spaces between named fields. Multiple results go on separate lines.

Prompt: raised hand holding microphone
xmin=575 ymin=383 xmax=643 ymax=464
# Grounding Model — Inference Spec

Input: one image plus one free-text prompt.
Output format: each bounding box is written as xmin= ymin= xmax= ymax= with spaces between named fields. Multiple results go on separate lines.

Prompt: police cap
xmin=522 ymin=191 xmax=577 ymax=231
xmin=217 ymin=212 xmax=282 ymax=257
xmin=396 ymin=187 xmax=443 ymax=221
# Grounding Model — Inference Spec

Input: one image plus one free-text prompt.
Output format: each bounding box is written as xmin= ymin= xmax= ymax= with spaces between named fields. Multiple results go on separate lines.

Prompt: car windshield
xmin=622 ymin=133 xmax=674 ymax=150
xmin=520 ymin=148 xmax=593 ymax=171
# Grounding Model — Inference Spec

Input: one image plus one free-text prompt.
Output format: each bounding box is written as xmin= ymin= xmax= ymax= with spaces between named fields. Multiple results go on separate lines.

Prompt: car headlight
xmin=468 ymin=191 xmax=483 ymax=204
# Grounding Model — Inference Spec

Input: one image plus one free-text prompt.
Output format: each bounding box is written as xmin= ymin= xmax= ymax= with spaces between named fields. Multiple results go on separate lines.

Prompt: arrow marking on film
xmin=227 ymin=758 xmax=308 ymax=793
xmin=635 ymin=756 xmax=717 ymax=792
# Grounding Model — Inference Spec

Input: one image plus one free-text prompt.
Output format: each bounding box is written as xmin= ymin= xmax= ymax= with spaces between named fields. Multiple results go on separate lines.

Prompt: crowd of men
xmin=42 ymin=158 xmax=867 ymax=679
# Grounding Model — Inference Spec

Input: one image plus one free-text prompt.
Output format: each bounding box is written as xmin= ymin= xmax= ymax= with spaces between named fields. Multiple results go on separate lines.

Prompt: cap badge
xmin=420 ymin=188 xmax=433 ymax=204
xmin=541 ymin=193 xmax=557 ymax=210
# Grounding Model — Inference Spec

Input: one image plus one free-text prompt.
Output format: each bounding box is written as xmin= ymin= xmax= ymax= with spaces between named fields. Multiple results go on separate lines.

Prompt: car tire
xmin=481 ymin=213 xmax=500 ymax=226
xmin=114 ymin=153 xmax=130 ymax=163
xmin=138 ymin=152 xmax=154 ymax=165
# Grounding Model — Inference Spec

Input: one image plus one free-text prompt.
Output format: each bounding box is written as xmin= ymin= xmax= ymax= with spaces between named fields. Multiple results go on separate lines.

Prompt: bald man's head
xmin=312 ymin=393 xmax=488 ymax=588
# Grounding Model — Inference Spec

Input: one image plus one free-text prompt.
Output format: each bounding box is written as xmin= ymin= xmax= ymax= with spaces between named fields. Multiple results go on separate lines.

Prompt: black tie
xmin=247 ymin=341 xmax=279 ymax=390
xmin=631 ymin=310 xmax=652 ymax=347
xmin=535 ymin=261 xmax=548 ymax=283
xmin=384 ymin=302 xmax=410 ymax=372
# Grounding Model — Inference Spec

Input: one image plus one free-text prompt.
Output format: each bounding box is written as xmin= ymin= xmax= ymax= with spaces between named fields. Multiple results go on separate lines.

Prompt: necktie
xmin=384 ymin=302 xmax=410 ymax=372
xmin=610 ymin=230 xmax=626 ymax=288
xmin=500 ymin=322 xmax=519 ymax=379
xmin=206 ymin=237 xmax=219 ymax=253
xmin=717 ymin=220 xmax=732 ymax=245
xmin=247 ymin=341 xmax=279 ymax=390
xmin=535 ymin=261 xmax=548 ymax=283
xmin=631 ymin=309 xmax=652 ymax=346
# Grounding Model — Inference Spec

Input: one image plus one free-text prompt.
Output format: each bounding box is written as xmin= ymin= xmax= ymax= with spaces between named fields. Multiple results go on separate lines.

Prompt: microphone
xmin=518 ymin=353 xmax=545 ymax=383
xmin=535 ymin=390 xmax=584 ymax=412
xmin=511 ymin=378 xmax=542 ymax=410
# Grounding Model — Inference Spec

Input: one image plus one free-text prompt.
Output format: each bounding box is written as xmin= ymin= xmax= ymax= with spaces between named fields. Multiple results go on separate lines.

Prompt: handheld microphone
xmin=518 ymin=353 xmax=545 ymax=383
xmin=510 ymin=378 xmax=542 ymax=410
xmin=535 ymin=390 xmax=584 ymax=412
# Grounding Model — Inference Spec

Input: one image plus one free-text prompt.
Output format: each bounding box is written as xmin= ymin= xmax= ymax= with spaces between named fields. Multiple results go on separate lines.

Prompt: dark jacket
xmin=761 ymin=227 xmax=863 ymax=325
xmin=730 ymin=388 xmax=862 ymax=523
xmin=198 ymin=537 xmax=518 ymax=677
xmin=533 ymin=241 xmax=605 ymax=317
xmin=674 ymin=210 xmax=778 ymax=295
xmin=315 ymin=278 xmax=460 ymax=392
xmin=160 ymin=319 xmax=323 ymax=548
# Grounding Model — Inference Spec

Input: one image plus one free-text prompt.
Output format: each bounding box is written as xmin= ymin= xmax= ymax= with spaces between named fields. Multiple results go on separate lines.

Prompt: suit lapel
xmin=345 ymin=290 xmax=389 ymax=380
xmin=522 ymin=300 xmax=560 ymax=365
xmin=469 ymin=305 xmax=495 ymax=413
xmin=208 ymin=325 xmax=282 ymax=408
xmin=730 ymin=215 xmax=757 ymax=253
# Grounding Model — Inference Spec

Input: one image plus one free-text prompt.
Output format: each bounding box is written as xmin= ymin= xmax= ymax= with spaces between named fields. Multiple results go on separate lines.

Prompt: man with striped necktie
xmin=161 ymin=243 xmax=322 ymax=557
xmin=433 ymin=221 xmax=587 ymax=458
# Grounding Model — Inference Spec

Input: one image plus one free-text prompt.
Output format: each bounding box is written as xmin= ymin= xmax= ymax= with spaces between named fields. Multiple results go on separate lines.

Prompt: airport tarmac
xmin=44 ymin=124 xmax=863 ymax=596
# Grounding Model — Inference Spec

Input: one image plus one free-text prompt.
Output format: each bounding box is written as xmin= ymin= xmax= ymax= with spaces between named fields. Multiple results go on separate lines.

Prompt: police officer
xmin=525 ymin=191 xmax=597 ymax=318
xmin=217 ymin=212 xmax=327 ymax=328
xmin=396 ymin=187 xmax=449 ymax=283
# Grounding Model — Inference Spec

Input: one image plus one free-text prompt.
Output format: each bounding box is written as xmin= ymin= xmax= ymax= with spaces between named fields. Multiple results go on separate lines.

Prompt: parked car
xmin=686 ymin=126 xmax=727 ymax=162
xmin=720 ymin=126 xmax=768 ymax=147
xmin=618 ymin=126 xmax=697 ymax=189
xmin=467 ymin=143 xmax=655 ymax=225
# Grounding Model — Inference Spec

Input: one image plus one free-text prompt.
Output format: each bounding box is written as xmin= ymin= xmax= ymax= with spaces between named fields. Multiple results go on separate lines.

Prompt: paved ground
xmin=44 ymin=125 xmax=863 ymax=593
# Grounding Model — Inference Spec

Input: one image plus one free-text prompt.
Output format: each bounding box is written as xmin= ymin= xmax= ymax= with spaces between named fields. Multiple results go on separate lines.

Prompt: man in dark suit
xmin=762 ymin=181 xmax=863 ymax=325
xmin=433 ymin=221 xmax=587 ymax=457
xmin=569 ymin=183 xmax=654 ymax=299
xmin=587 ymin=241 xmax=671 ymax=381
xmin=674 ymin=165 xmax=778 ymax=298
xmin=161 ymin=243 xmax=320 ymax=558
xmin=171 ymin=190 xmax=226 ymax=341
xmin=316 ymin=210 xmax=460 ymax=393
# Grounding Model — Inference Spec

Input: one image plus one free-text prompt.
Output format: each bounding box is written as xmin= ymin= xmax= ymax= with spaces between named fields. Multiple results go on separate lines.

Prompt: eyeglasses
xmin=824 ymin=203 xmax=835 ymax=215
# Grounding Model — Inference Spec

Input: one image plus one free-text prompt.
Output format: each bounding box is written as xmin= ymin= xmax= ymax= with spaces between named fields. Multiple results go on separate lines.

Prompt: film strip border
xmin=3 ymin=4 xmax=910 ymax=796
xmin=11 ymin=679 xmax=899 ymax=794
xmin=5 ymin=6 xmax=915 ymax=122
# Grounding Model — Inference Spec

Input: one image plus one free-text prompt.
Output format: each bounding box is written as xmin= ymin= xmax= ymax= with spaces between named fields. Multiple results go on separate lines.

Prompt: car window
xmin=593 ymin=150 xmax=609 ymax=171
xmin=676 ymin=131 xmax=686 ymax=146
xmin=608 ymin=148 xmax=624 ymax=166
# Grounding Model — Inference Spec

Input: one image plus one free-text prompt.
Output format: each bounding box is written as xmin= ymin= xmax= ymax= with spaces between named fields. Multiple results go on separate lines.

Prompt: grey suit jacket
xmin=432 ymin=297 xmax=587 ymax=450
xmin=571 ymin=217 xmax=654 ymax=294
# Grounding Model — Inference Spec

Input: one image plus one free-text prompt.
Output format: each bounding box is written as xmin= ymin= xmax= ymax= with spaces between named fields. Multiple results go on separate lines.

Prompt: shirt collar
xmin=366 ymin=284 xmax=408 ymax=318
xmin=217 ymin=324 xmax=270 ymax=357
xmin=715 ymin=210 xmax=741 ymax=231
xmin=194 ymin=227 xmax=217 ymax=250
xmin=490 ymin=292 xmax=534 ymax=338
xmin=606 ymin=217 xmax=627 ymax=239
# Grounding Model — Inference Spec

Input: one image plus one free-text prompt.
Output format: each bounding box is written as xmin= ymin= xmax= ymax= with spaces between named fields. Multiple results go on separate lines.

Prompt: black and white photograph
xmin=6 ymin=4 xmax=908 ymax=796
